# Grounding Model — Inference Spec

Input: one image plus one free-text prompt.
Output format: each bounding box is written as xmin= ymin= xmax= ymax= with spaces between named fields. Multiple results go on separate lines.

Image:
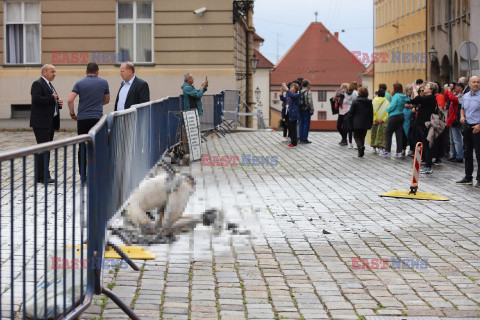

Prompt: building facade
xmin=270 ymin=23 xmax=365 ymax=130
xmin=427 ymin=0 xmax=470 ymax=84
xmin=374 ymin=0 xmax=427 ymax=92
xmin=471 ymin=1 xmax=480 ymax=79
xmin=0 ymin=0 xmax=254 ymax=119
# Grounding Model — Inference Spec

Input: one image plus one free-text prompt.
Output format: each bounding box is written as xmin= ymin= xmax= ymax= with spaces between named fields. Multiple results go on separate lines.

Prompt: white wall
xmin=252 ymin=68 xmax=271 ymax=127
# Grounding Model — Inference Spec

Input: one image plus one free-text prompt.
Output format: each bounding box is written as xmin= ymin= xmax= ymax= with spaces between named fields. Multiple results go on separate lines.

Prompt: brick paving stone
xmin=3 ymin=131 xmax=480 ymax=319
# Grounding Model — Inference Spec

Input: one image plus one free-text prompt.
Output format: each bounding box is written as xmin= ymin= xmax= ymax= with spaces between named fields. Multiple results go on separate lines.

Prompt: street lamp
xmin=428 ymin=45 xmax=438 ymax=62
xmin=251 ymin=53 xmax=259 ymax=74
xmin=255 ymin=87 xmax=261 ymax=102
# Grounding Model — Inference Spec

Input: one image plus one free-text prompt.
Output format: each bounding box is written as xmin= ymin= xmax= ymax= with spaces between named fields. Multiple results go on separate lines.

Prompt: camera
xmin=193 ymin=7 xmax=207 ymax=15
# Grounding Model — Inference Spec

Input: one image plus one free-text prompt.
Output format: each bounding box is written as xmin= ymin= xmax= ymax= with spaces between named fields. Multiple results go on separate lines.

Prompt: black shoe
xmin=453 ymin=158 xmax=464 ymax=163
xmin=456 ymin=177 xmax=473 ymax=185
xmin=37 ymin=178 xmax=55 ymax=184
xmin=476 ymin=181 xmax=480 ymax=188
xmin=358 ymin=146 xmax=365 ymax=158
xmin=339 ymin=141 xmax=348 ymax=146
xmin=447 ymin=157 xmax=456 ymax=162
xmin=304 ymin=140 xmax=312 ymax=144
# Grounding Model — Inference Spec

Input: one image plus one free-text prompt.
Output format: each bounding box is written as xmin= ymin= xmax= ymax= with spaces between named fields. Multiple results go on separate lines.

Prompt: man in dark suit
xmin=114 ymin=62 xmax=150 ymax=111
xmin=30 ymin=64 xmax=63 ymax=184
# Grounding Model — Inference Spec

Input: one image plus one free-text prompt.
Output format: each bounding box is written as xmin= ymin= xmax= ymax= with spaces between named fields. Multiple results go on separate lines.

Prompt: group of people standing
xmin=333 ymin=76 xmax=480 ymax=187
xmin=280 ymin=78 xmax=314 ymax=147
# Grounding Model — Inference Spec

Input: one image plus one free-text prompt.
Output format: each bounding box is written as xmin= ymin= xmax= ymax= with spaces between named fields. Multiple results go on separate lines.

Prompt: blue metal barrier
xmin=0 ymin=92 xmax=229 ymax=319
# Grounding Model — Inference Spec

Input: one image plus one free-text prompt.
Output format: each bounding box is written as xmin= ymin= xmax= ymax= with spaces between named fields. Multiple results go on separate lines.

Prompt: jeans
xmin=77 ymin=118 xmax=100 ymax=181
xmin=463 ymin=124 xmax=480 ymax=181
xmin=299 ymin=111 xmax=311 ymax=141
xmin=449 ymin=126 xmax=464 ymax=160
xmin=385 ymin=114 xmax=404 ymax=154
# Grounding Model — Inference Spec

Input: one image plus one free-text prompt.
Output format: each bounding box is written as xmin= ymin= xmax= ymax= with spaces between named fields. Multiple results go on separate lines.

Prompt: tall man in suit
xmin=114 ymin=62 xmax=150 ymax=111
xmin=30 ymin=64 xmax=63 ymax=184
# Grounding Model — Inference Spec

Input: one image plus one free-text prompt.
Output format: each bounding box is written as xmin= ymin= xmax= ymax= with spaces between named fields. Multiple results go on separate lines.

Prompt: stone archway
xmin=430 ymin=59 xmax=440 ymax=83
xmin=440 ymin=55 xmax=451 ymax=85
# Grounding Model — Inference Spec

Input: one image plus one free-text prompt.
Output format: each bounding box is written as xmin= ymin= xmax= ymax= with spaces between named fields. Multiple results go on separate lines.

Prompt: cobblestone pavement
xmin=1 ymin=131 xmax=480 ymax=320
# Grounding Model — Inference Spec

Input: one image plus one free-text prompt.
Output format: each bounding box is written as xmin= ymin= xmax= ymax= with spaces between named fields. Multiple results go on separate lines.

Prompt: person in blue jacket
xmin=380 ymin=82 xmax=406 ymax=157
xmin=181 ymin=73 xmax=208 ymax=116
xmin=282 ymin=82 xmax=300 ymax=147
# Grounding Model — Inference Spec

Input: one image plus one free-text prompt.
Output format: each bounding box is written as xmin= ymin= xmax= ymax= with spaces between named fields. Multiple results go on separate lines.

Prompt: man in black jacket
xmin=114 ymin=62 xmax=150 ymax=111
xmin=30 ymin=64 xmax=63 ymax=184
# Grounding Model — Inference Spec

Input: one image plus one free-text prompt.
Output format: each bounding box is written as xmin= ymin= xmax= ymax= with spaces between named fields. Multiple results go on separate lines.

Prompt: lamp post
xmin=428 ymin=45 xmax=438 ymax=62
xmin=251 ymin=54 xmax=258 ymax=74
xmin=255 ymin=87 xmax=261 ymax=102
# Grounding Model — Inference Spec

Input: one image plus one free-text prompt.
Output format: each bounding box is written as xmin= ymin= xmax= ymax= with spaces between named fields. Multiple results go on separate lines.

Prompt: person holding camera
xmin=281 ymin=82 xmax=300 ymax=147
xmin=457 ymin=76 xmax=480 ymax=187
xmin=298 ymin=79 xmax=314 ymax=144
xmin=182 ymin=73 xmax=208 ymax=116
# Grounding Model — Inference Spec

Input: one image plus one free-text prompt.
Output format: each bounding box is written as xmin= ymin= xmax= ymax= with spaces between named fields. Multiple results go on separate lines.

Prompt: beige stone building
xmin=427 ymin=0 xmax=470 ymax=84
xmin=0 ymin=0 xmax=256 ymax=120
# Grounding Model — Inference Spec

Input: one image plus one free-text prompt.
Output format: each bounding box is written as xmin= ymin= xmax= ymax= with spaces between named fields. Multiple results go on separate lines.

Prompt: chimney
xmin=334 ymin=32 xmax=339 ymax=39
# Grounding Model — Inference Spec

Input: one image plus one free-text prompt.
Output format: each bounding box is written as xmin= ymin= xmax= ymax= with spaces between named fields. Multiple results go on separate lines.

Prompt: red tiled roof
xmin=360 ymin=62 xmax=374 ymax=76
xmin=254 ymin=49 xmax=274 ymax=69
xmin=271 ymin=22 xmax=366 ymax=86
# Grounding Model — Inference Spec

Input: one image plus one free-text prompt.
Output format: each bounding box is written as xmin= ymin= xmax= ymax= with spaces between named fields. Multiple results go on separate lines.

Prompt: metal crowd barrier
xmin=0 ymin=91 xmax=240 ymax=319
xmin=0 ymin=136 xmax=91 ymax=319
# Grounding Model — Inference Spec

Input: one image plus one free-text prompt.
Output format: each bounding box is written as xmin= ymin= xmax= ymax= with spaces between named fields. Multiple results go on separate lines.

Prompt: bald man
xmin=114 ymin=62 xmax=150 ymax=111
xmin=457 ymin=76 xmax=480 ymax=187
xmin=30 ymin=64 xmax=63 ymax=184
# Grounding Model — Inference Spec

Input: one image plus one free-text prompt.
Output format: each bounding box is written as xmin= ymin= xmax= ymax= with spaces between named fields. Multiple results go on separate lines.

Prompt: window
xmin=117 ymin=1 xmax=153 ymax=63
xmin=317 ymin=91 xmax=327 ymax=101
xmin=318 ymin=111 xmax=327 ymax=120
xmin=5 ymin=2 xmax=40 ymax=64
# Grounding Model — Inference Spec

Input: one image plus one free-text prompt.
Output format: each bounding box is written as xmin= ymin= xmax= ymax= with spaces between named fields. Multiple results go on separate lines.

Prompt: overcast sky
xmin=253 ymin=0 xmax=374 ymax=65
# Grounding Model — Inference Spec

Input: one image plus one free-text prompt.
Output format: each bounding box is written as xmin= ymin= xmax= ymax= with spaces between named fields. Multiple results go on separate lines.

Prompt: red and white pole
xmin=410 ymin=142 xmax=423 ymax=195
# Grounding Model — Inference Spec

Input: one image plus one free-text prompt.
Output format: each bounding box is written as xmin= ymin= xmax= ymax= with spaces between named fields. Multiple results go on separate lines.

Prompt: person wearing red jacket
xmin=444 ymin=83 xmax=464 ymax=162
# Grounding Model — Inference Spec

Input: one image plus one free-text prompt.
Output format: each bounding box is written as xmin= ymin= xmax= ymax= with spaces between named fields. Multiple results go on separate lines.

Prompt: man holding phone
xmin=181 ymin=73 xmax=208 ymax=116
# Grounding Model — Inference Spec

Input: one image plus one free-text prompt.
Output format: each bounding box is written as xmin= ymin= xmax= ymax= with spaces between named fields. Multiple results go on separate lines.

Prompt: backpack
xmin=298 ymin=90 xmax=308 ymax=112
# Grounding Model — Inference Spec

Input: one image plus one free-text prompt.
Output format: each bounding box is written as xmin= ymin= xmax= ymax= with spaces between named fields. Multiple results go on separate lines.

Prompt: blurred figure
xmin=350 ymin=87 xmax=373 ymax=157
xmin=379 ymin=83 xmax=392 ymax=102
xmin=403 ymin=84 xmax=415 ymax=156
xmin=370 ymin=90 xmax=390 ymax=153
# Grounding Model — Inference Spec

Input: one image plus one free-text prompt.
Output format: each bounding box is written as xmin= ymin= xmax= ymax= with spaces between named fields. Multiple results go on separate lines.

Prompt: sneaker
xmin=407 ymin=150 xmax=414 ymax=157
xmin=475 ymin=181 xmax=480 ymax=188
xmin=433 ymin=158 xmax=442 ymax=165
xmin=339 ymin=140 xmax=347 ymax=145
xmin=348 ymin=143 xmax=353 ymax=149
xmin=379 ymin=151 xmax=391 ymax=157
xmin=447 ymin=157 xmax=457 ymax=162
xmin=401 ymin=150 xmax=406 ymax=157
xmin=420 ymin=167 xmax=433 ymax=174
xmin=456 ymin=177 xmax=473 ymax=185
xmin=372 ymin=147 xmax=378 ymax=154
xmin=287 ymin=144 xmax=295 ymax=148
xmin=394 ymin=153 xmax=403 ymax=157
xmin=453 ymin=158 xmax=464 ymax=163
xmin=304 ymin=140 xmax=312 ymax=144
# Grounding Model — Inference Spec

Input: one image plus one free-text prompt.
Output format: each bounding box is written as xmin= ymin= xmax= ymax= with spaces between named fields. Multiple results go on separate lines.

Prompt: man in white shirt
xmin=114 ymin=62 xmax=150 ymax=111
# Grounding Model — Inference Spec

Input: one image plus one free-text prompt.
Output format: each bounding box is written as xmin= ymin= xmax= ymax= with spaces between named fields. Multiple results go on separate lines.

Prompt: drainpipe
xmin=246 ymin=4 xmax=254 ymax=128
xmin=448 ymin=0 xmax=453 ymax=82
